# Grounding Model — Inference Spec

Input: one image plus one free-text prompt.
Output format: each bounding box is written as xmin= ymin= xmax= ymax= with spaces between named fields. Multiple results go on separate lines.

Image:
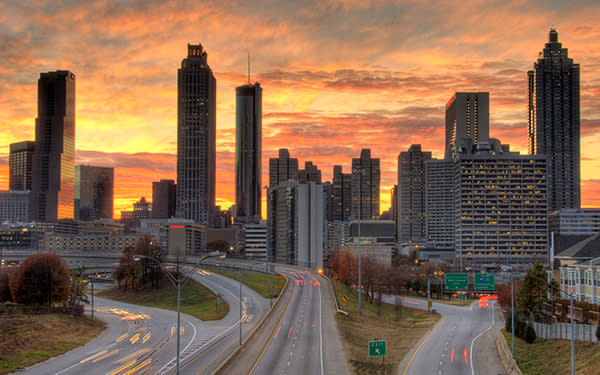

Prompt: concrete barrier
xmin=496 ymin=334 xmax=523 ymax=375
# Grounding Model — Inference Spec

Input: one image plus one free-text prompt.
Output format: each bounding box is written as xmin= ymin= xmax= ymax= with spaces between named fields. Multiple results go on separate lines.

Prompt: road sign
xmin=474 ymin=273 xmax=495 ymax=290
xmin=368 ymin=340 xmax=387 ymax=357
xmin=342 ymin=295 xmax=349 ymax=304
xmin=445 ymin=273 xmax=468 ymax=290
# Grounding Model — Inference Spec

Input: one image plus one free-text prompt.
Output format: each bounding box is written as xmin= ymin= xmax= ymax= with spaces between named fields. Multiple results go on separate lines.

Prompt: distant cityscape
xmin=1 ymin=29 xmax=600 ymax=293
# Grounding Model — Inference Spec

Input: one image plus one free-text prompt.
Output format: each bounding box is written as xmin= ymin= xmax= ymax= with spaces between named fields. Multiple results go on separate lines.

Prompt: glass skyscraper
xmin=235 ymin=82 xmax=262 ymax=221
xmin=528 ymin=29 xmax=580 ymax=210
xmin=30 ymin=70 xmax=76 ymax=222
xmin=176 ymin=44 xmax=216 ymax=224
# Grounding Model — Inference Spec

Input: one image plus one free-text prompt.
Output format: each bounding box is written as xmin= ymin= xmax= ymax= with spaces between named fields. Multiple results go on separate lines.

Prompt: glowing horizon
xmin=1 ymin=1 xmax=600 ymax=219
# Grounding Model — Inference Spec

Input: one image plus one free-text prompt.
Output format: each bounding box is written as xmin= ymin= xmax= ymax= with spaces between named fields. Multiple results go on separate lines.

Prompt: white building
xmin=268 ymin=181 xmax=324 ymax=270
xmin=550 ymin=208 xmax=600 ymax=236
xmin=242 ymin=221 xmax=268 ymax=260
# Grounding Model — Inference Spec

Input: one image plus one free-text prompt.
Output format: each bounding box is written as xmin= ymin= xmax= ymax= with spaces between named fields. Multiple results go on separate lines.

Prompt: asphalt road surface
xmin=23 ymin=268 xmax=269 ymax=375
xmin=394 ymin=296 xmax=507 ymax=375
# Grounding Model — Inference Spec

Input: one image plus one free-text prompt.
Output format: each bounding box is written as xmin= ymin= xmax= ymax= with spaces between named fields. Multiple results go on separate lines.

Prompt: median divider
xmin=320 ymin=273 xmax=349 ymax=316
xmin=214 ymin=273 xmax=291 ymax=375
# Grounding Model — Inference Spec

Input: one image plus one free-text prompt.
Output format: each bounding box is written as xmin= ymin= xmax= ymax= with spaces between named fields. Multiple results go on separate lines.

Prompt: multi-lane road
xmin=24 ymin=268 xmax=269 ymax=375
xmin=395 ymin=296 xmax=507 ymax=375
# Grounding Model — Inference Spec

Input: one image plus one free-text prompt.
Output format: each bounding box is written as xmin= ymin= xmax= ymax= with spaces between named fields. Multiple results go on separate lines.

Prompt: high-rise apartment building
xmin=453 ymin=141 xmax=548 ymax=268
xmin=528 ymin=29 xmax=580 ymax=210
xmin=176 ymin=44 xmax=216 ymax=225
xmin=30 ymin=70 xmax=76 ymax=222
xmin=398 ymin=144 xmax=432 ymax=243
xmin=351 ymin=149 xmax=380 ymax=219
xmin=75 ymin=165 xmax=114 ymax=221
xmin=269 ymin=149 xmax=299 ymax=188
xmin=331 ymin=165 xmax=352 ymax=221
xmin=9 ymin=141 xmax=35 ymax=191
xmin=445 ymin=92 xmax=490 ymax=160
xmin=235 ymin=82 xmax=262 ymax=221
xmin=425 ymin=159 xmax=455 ymax=248
xmin=152 ymin=179 xmax=176 ymax=219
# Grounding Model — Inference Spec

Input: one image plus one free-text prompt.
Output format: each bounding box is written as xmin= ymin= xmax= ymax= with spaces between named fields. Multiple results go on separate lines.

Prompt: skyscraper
xmin=351 ymin=149 xmax=380 ymax=220
xmin=152 ymin=179 xmax=177 ymax=219
xmin=445 ymin=92 xmax=490 ymax=160
xmin=398 ymin=144 xmax=431 ymax=243
xmin=9 ymin=141 xmax=34 ymax=191
xmin=176 ymin=44 xmax=216 ymax=224
xmin=30 ymin=70 xmax=76 ymax=222
xmin=75 ymin=165 xmax=114 ymax=221
xmin=331 ymin=165 xmax=352 ymax=221
xmin=235 ymin=82 xmax=262 ymax=221
xmin=529 ymin=29 xmax=580 ymax=210
xmin=269 ymin=149 xmax=299 ymax=188
xmin=298 ymin=161 xmax=322 ymax=184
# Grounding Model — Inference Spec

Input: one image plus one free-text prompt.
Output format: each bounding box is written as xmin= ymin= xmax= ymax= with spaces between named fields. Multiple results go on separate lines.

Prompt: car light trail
xmin=464 ymin=348 xmax=468 ymax=364
xmin=287 ymin=326 xmax=293 ymax=339
xmin=274 ymin=326 xmax=281 ymax=338
xmin=106 ymin=360 xmax=136 ymax=375
xmin=451 ymin=348 xmax=454 ymax=363
xmin=92 ymin=349 xmax=119 ymax=363
xmin=80 ymin=350 xmax=108 ymax=364
xmin=122 ymin=359 xmax=151 ymax=375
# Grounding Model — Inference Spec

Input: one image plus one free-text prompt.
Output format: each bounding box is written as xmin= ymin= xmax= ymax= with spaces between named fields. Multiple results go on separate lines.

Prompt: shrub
xmin=596 ymin=325 xmax=600 ymax=341
xmin=523 ymin=323 xmax=537 ymax=344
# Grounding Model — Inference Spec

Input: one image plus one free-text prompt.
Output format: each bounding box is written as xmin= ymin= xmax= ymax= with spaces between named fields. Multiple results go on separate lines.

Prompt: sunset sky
xmin=1 ymin=0 xmax=599 ymax=219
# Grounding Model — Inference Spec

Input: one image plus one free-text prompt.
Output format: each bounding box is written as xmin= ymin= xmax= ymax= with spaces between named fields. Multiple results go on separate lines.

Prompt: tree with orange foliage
xmin=10 ymin=253 xmax=70 ymax=307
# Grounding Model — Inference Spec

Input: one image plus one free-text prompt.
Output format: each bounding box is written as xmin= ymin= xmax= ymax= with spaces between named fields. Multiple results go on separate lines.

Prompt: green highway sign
xmin=474 ymin=273 xmax=495 ymax=290
xmin=368 ymin=340 xmax=387 ymax=357
xmin=445 ymin=273 xmax=468 ymax=290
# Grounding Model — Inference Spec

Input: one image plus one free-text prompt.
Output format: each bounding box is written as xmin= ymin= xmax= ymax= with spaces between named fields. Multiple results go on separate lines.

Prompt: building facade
xmin=152 ymin=179 xmax=176 ymax=219
xmin=269 ymin=148 xmax=298 ymax=188
xmin=267 ymin=181 xmax=324 ymax=269
xmin=176 ymin=44 xmax=216 ymax=225
xmin=528 ymin=29 xmax=580 ymax=210
xmin=75 ymin=165 xmax=114 ymax=221
xmin=298 ymin=161 xmax=322 ymax=184
xmin=9 ymin=141 xmax=34 ymax=191
xmin=0 ymin=191 xmax=30 ymax=223
xmin=425 ymin=159 xmax=455 ymax=248
xmin=331 ymin=165 xmax=352 ymax=222
xmin=549 ymin=208 xmax=600 ymax=236
xmin=453 ymin=144 xmax=549 ymax=268
xmin=351 ymin=149 xmax=380 ymax=220
xmin=30 ymin=70 xmax=76 ymax=222
xmin=235 ymin=83 xmax=262 ymax=221
xmin=445 ymin=92 xmax=490 ymax=160
xmin=398 ymin=144 xmax=432 ymax=243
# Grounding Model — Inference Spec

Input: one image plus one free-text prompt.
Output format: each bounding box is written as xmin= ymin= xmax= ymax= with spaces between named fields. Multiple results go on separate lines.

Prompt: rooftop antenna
xmin=247 ymin=51 xmax=251 ymax=84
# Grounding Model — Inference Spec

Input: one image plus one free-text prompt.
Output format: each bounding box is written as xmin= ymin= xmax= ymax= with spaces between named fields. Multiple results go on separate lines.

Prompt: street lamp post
xmin=357 ymin=166 xmax=362 ymax=316
xmin=236 ymin=261 xmax=265 ymax=346
xmin=133 ymin=254 xmax=217 ymax=375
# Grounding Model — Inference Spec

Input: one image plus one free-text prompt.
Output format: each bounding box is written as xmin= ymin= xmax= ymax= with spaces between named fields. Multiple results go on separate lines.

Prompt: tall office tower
xmin=398 ymin=145 xmax=432 ymax=243
xmin=298 ymin=161 xmax=322 ymax=184
xmin=445 ymin=92 xmax=490 ymax=160
xmin=391 ymin=185 xmax=398 ymax=236
xmin=235 ymin=82 xmax=262 ymax=221
xmin=529 ymin=29 xmax=580 ymax=210
xmin=267 ymin=180 xmax=324 ymax=269
xmin=74 ymin=165 xmax=114 ymax=221
xmin=425 ymin=159 xmax=455 ymax=248
xmin=351 ymin=149 xmax=380 ymax=220
xmin=176 ymin=44 xmax=216 ymax=225
xmin=269 ymin=148 xmax=299 ymax=188
xmin=152 ymin=179 xmax=177 ymax=219
xmin=331 ymin=165 xmax=352 ymax=221
xmin=30 ymin=71 xmax=76 ymax=222
xmin=453 ymin=140 xmax=548 ymax=268
xmin=9 ymin=141 xmax=35 ymax=191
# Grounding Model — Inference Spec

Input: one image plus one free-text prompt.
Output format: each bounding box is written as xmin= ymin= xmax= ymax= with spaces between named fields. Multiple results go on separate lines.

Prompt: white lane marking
xmin=469 ymin=301 xmax=496 ymax=375
xmin=319 ymin=274 xmax=324 ymax=375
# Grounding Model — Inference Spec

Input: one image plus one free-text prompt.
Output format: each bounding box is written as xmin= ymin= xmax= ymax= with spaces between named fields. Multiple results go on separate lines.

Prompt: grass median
xmin=203 ymin=267 xmax=283 ymax=299
xmin=97 ymin=278 xmax=229 ymax=321
xmin=502 ymin=330 xmax=600 ymax=375
xmin=330 ymin=279 xmax=440 ymax=375
xmin=0 ymin=313 xmax=105 ymax=374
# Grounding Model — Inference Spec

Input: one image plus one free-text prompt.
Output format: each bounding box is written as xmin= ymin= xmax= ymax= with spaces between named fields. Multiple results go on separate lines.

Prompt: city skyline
xmin=1 ymin=1 xmax=600 ymax=218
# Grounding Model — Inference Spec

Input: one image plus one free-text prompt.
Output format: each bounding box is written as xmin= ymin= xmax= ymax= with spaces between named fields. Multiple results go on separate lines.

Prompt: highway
xmin=250 ymin=267 xmax=349 ymax=375
xmin=394 ymin=295 xmax=507 ymax=375
xmin=24 ymin=268 xmax=269 ymax=375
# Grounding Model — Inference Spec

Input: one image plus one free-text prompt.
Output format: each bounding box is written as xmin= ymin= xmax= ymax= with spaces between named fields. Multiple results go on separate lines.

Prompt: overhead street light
xmin=133 ymin=254 xmax=218 ymax=375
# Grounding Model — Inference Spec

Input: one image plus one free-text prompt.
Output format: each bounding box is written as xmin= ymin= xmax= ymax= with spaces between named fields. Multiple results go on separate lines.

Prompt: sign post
xmin=369 ymin=340 xmax=387 ymax=374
